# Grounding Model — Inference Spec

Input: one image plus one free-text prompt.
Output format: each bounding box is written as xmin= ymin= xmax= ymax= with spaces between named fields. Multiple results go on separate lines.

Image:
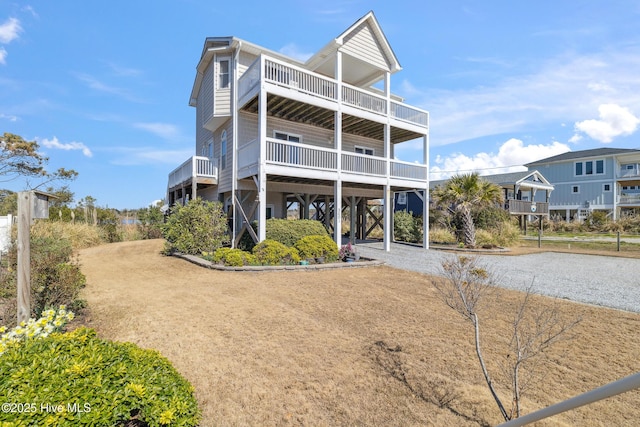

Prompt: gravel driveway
xmin=357 ymin=242 xmax=640 ymax=313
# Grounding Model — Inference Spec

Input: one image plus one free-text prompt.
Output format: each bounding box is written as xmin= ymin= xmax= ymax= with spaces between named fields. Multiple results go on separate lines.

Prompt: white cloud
xmin=430 ymin=138 xmax=570 ymax=180
xmin=279 ymin=43 xmax=314 ymax=62
xmin=0 ymin=17 xmax=21 ymax=44
xmin=0 ymin=47 xmax=7 ymax=65
xmin=571 ymin=103 xmax=640 ymax=143
xmin=108 ymin=147 xmax=193 ymax=166
xmin=405 ymin=48 xmax=640 ymax=147
xmin=133 ymin=122 xmax=179 ymax=140
xmin=0 ymin=113 xmax=18 ymax=121
xmin=40 ymin=136 xmax=93 ymax=157
xmin=75 ymin=73 xmax=143 ymax=102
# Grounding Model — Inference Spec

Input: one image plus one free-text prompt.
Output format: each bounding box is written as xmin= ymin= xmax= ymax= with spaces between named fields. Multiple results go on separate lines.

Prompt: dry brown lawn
xmin=77 ymin=239 xmax=640 ymax=427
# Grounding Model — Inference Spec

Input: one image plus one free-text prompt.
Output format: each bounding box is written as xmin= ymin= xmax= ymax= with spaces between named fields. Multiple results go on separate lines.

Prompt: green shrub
xmin=252 ymin=239 xmax=300 ymax=265
xmin=210 ymin=248 xmax=257 ymax=267
xmin=394 ymin=211 xmax=422 ymax=243
xmin=138 ymin=205 xmax=165 ymax=239
xmin=0 ymin=327 xmax=200 ymax=426
xmin=265 ymin=219 xmax=328 ymax=247
xmin=162 ymin=198 xmax=229 ymax=255
xmin=294 ymin=235 xmax=339 ymax=262
xmin=1 ymin=230 xmax=86 ymax=327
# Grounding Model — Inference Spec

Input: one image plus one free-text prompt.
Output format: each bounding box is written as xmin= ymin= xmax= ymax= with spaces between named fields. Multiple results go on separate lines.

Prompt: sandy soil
xmin=77 ymin=239 xmax=640 ymax=427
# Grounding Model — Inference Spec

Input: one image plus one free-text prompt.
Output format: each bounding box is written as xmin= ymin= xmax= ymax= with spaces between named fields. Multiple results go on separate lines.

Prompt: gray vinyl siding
xmin=342 ymin=133 xmax=384 ymax=157
xmin=200 ymin=62 xmax=214 ymax=126
xmin=238 ymin=111 xmax=258 ymax=147
xmin=267 ymin=117 xmax=334 ymax=149
xmin=341 ymin=22 xmax=389 ymax=71
xmin=266 ymin=117 xmax=383 ymax=156
xmin=216 ymin=119 xmax=234 ymax=193
xmin=238 ymin=51 xmax=258 ymax=77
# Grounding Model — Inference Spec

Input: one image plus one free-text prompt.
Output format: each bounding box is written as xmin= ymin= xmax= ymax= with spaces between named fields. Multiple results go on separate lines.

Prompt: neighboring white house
xmin=0 ymin=214 xmax=13 ymax=256
xmin=525 ymin=148 xmax=640 ymax=220
xmin=166 ymin=11 xmax=430 ymax=250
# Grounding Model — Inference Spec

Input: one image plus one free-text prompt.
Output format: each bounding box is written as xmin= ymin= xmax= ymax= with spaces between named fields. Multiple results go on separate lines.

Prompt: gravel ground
xmin=357 ymin=241 xmax=640 ymax=313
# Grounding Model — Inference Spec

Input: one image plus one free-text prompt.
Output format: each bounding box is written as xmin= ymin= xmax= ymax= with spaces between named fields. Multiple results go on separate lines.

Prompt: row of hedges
xmin=204 ymin=234 xmax=339 ymax=267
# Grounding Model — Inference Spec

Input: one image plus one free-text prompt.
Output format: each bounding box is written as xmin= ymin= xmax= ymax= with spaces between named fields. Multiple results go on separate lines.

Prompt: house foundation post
xmin=384 ymin=185 xmax=392 ymax=251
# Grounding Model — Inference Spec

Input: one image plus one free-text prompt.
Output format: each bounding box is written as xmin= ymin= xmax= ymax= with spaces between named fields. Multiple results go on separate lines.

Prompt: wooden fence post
xmin=17 ymin=191 xmax=32 ymax=325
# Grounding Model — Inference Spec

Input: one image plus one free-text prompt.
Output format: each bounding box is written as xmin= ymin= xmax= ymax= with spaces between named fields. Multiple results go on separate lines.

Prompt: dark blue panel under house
xmin=394 ymin=190 xmax=425 ymax=217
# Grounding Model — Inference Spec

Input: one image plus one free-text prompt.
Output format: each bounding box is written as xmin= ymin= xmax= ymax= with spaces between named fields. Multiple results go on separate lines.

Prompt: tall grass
xmin=31 ymin=221 xmax=103 ymax=250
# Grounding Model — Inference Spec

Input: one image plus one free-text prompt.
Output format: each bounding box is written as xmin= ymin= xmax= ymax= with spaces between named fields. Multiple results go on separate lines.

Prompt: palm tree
xmin=433 ymin=173 xmax=503 ymax=248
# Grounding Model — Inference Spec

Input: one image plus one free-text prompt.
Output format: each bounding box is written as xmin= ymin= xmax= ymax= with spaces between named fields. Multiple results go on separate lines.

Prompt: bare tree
xmin=432 ymin=255 xmax=580 ymax=422
xmin=502 ymin=284 xmax=581 ymax=418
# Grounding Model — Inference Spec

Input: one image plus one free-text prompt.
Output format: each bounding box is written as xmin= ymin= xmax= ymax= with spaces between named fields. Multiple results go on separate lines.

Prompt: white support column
xmin=334 ymin=182 xmax=342 ymax=246
xmin=423 ymin=132 xmax=429 ymax=249
xmin=258 ymin=75 xmax=267 ymax=242
xmin=231 ymin=41 xmax=241 ymax=247
xmin=191 ymin=157 xmax=198 ymax=201
xmin=384 ymin=185 xmax=392 ymax=252
xmin=334 ymin=51 xmax=343 ymax=248
xmin=384 ymin=71 xmax=392 ymax=252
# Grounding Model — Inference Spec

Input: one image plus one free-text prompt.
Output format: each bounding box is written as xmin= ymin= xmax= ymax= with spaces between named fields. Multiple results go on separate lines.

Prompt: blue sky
xmin=1 ymin=1 xmax=640 ymax=209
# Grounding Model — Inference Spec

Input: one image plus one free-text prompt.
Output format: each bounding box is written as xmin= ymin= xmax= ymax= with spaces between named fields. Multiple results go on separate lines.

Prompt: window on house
xmin=572 ymin=185 xmax=580 ymax=194
xmin=575 ymin=162 xmax=583 ymax=176
xmin=354 ymin=146 xmax=374 ymax=156
xmin=585 ymin=161 xmax=593 ymax=175
xmin=626 ymin=164 xmax=634 ymax=170
xmin=596 ymin=160 xmax=604 ymax=174
xmin=603 ymin=184 xmax=611 ymax=192
xmin=218 ymin=59 xmax=230 ymax=89
xmin=273 ymin=131 xmax=301 ymax=164
xmin=221 ymin=130 xmax=227 ymax=169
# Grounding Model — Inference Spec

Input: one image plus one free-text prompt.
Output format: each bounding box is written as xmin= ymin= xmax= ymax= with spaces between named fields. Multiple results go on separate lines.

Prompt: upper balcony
xmin=618 ymin=165 xmax=640 ymax=181
xmin=238 ymin=56 xmax=429 ymax=132
xmin=168 ymin=156 xmax=218 ymax=190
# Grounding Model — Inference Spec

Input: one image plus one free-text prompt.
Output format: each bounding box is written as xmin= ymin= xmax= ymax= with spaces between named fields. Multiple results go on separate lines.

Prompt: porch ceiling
xmin=242 ymin=94 xmax=421 ymax=143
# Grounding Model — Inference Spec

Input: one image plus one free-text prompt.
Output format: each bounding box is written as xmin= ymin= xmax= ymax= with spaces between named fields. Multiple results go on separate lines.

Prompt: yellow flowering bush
xmin=0 ymin=306 xmax=73 ymax=356
xmin=0 ymin=327 xmax=201 ymax=426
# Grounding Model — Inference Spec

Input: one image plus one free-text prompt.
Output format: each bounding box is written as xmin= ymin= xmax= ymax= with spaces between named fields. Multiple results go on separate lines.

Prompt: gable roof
xmin=305 ymin=11 xmax=401 ymax=87
xmin=430 ymin=170 xmax=553 ymax=192
xmin=525 ymin=148 xmax=640 ymax=166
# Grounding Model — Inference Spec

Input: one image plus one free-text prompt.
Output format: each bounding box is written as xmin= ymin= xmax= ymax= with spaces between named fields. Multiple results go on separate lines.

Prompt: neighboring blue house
xmin=525 ymin=148 xmax=640 ymax=221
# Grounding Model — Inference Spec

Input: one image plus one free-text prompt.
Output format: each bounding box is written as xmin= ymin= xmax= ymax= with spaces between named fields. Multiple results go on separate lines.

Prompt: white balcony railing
xmin=618 ymin=166 xmax=640 ymax=179
xmin=168 ymin=156 xmax=217 ymax=189
xmin=238 ymin=55 xmax=429 ymax=129
xmin=266 ymin=138 xmax=337 ymax=171
xmin=619 ymin=194 xmax=640 ymax=205
xmin=342 ymin=84 xmax=387 ymax=115
xmin=342 ymin=151 xmax=386 ymax=176
xmin=391 ymin=160 xmax=428 ymax=181
xmin=232 ymin=137 xmax=428 ymax=183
